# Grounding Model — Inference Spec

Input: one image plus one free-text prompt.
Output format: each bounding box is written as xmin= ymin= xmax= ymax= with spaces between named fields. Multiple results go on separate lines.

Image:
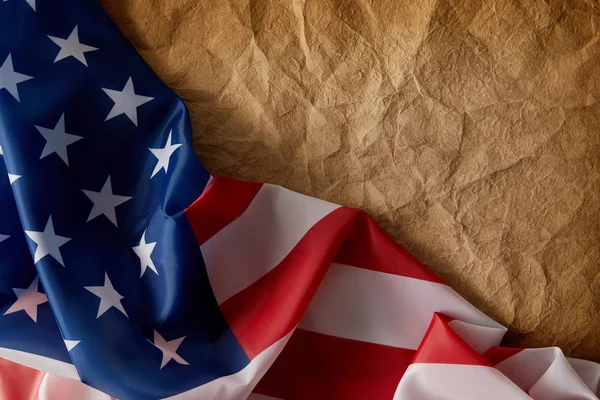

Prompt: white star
xmin=7 ymin=173 xmax=20 ymax=185
xmin=25 ymin=216 xmax=71 ymax=266
xmin=35 ymin=114 xmax=83 ymax=166
xmin=149 ymin=131 xmax=182 ymax=178
xmin=82 ymin=177 xmax=131 ymax=226
xmin=48 ymin=26 xmax=97 ymax=67
xmin=0 ymin=234 xmax=8 ymax=243
xmin=84 ymin=273 xmax=128 ymax=318
xmin=64 ymin=339 xmax=80 ymax=351
xmin=152 ymin=330 xmax=189 ymax=369
xmin=102 ymin=77 xmax=153 ymax=126
xmin=133 ymin=230 xmax=158 ymax=277
xmin=4 ymin=277 xmax=47 ymax=322
xmin=0 ymin=54 xmax=32 ymax=102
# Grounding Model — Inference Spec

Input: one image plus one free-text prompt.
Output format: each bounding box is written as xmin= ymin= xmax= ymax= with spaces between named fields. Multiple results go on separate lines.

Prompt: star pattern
xmin=25 ymin=216 xmax=71 ymax=266
xmin=152 ymin=330 xmax=189 ymax=369
xmin=7 ymin=173 xmax=20 ymax=185
xmin=48 ymin=26 xmax=97 ymax=67
xmin=0 ymin=54 xmax=32 ymax=102
xmin=82 ymin=176 xmax=131 ymax=226
xmin=149 ymin=131 xmax=182 ymax=178
xmin=132 ymin=229 xmax=158 ymax=277
xmin=102 ymin=77 xmax=153 ymax=126
xmin=0 ymin=4 xmax=217 ymax=393
xmin=4 ymin=277 xmax=48 ymax=322
xmin=64 ymin=339 xmax=80 ymax=351
xmin=84 ymin=273 xmax=128 ymax=318
xmin=35 ymin=113 xmax=83 ymax=165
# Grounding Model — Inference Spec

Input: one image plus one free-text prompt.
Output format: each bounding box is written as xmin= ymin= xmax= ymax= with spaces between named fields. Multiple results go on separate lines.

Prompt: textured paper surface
xmin=100 ymin=0 xmax=600 ymax=360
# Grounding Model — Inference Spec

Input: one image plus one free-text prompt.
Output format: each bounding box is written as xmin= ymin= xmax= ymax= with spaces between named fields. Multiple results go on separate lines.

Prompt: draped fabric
xmin=0 ymin=0 xmax=598 ymax=399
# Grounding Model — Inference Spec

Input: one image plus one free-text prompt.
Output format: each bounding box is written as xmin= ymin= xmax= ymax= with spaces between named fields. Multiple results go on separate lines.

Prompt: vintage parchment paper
xmin=100 ymin=0 xmax=600 ymax=360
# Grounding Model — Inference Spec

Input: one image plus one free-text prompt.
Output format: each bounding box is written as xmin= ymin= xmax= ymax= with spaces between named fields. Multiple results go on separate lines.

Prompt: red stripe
xmin=0 ymin=358 xmax=45 ymax=400
xmin=411 ymin=313 xmax=491 ymax=366
xmin=184 ymin=177 xmax=454 ymax=398
xmin=483 ymin=346 xmax=524 ymax=366
xmin=220 ymin=207 xmax=359 ymax=359
xmin=333 ymin=211 xmax=443 ymax=283
xmin=184 ymin=176 xmax=262 ymax=245
xmin=255 ymin=329 xmax=413 ymax=400
xmin=216 ymin=203 xmax=447 ymax=358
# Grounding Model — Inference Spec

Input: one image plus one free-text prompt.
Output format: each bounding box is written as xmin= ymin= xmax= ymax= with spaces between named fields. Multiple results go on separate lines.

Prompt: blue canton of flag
xmin=0 ymin=0 xmax=250 ymax=398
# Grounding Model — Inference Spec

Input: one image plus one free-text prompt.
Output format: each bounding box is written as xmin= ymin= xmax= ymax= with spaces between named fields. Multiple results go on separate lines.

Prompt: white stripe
xmin=201 ymin=184 xmax=339 ymax=304
xmin=0 ymin=347 xmax=79 ymax=380
xmin=163 ymin=331 xmax=293 ymax=400
xmin=38 ymin=373 xmax=110 ymax=400
xmin=495 ymin=348 xmax=598 ymax=399
xmin=299 ymin=263 xmax=505 ymax=351
xmin=447 ymin=319 xmax=506 ymax=354
xmin=568 ymin=358 xmax=600 ymax=395
xmin=394 ymin=363 xmax=531 ymax=399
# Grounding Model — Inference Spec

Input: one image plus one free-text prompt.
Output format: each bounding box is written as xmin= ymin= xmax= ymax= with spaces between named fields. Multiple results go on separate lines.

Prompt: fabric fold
xmin=485 ymin=346 xmax=600 ymax=399
xmin=1 ymin=0 xmax=600 ymax=399
xmin=393 ymin=314 xmax=531 ymax=399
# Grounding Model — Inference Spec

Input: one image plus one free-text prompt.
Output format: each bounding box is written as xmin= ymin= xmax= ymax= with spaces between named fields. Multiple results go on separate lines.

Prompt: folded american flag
xmin=0 ymin=0 xmax=599 ymax=399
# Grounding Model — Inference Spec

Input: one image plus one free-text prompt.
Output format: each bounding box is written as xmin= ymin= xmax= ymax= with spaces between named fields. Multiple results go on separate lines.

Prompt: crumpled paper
xmin=100 ymin=0 xmax=600 ymax=361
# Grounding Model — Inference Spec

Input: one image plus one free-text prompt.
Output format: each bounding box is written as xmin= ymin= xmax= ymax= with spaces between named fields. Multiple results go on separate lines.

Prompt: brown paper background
xmin=99 ymin=0 xmax=600 ymax=361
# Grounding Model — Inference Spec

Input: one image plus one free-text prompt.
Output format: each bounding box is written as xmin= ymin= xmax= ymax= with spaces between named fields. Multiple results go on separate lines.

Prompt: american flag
xmin=0 ymin=0 xmax=599 ymax=399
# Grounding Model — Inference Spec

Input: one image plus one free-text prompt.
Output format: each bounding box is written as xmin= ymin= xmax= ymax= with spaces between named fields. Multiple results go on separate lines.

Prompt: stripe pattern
xmin=186 ymin=176 xmax=502 ymax=398
xmin=3 ymin=174 xmax=600 ymax=399
xmin=179 ymin=175 xmax=600 ymax=399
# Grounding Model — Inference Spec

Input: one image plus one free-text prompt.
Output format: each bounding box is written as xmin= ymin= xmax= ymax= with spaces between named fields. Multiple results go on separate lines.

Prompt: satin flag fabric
xmin=0 ymin=0 xmax=599 ymax=399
